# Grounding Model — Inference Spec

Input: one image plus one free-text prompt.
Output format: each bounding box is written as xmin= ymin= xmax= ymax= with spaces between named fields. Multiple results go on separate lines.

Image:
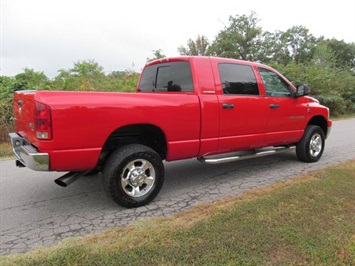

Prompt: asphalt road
xmin=1 ymin=119 xmax=354 ymax=255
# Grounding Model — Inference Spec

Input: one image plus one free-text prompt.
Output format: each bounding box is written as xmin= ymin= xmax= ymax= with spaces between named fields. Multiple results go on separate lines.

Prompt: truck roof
xmin=146 ymin=55 xmax=273 ymax=69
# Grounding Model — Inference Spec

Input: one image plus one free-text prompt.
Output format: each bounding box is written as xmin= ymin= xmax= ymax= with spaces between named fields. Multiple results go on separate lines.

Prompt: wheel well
xmin=307 ymin=116 xmax=327 ymax=136
xmin=98 ymin=124 xmax=167 ymax=168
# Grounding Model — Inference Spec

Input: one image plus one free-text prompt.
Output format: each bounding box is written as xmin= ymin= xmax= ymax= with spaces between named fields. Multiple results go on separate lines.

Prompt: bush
xmin=274 ymin=61 xmax=355 ymax=116
xmin=0 ymin=76 xmax=15 ymax=143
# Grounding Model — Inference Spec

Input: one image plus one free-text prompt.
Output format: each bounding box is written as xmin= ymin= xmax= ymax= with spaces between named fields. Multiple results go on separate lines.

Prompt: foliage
xmin=105 ymin=69 xmax=139 ymax=92
xmin=271 ymin=44 xmax=355 ymax=115
xmin=260 ymin=27 xmax=320 ymax=65
xmin=0 ymin=142 xmax=13 ymax=158
xmin=279 ymin=26 xmax=319 ymax=64
xmin=51 ymin=60 xmax=139 ymax=92
xmin=208 ymin=11 xmax=262 ymax=60
xmin=326 ymin=38 xmax=355 ymax=68
xmin=53 ymin=60 xmax=106 ymax=91
xmin=0 ymin=76 xmax=15 ymax=142
xmin=146 ymin=49 xmax=166 ymax=62
xmin=178 ymin=35 xmax=210 ymax=56
xmin=13 ymin=68 xmax=52 ymax=91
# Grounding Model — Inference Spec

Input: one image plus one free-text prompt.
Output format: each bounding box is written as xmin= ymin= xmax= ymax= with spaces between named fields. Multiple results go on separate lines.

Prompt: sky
xmin=1 ymin=0 xmax=354 ymax=78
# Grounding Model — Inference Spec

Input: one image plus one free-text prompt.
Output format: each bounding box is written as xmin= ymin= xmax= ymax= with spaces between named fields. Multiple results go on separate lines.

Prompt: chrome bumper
xmin=9 ymin=133 xmax=49 ymax=171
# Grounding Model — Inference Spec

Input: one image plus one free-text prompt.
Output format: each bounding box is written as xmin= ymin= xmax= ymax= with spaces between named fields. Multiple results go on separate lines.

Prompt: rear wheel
xmin=103 ymin=144 xmax=164 ymax=208
xmin=296 ymin=125 xmax=325 ymax=162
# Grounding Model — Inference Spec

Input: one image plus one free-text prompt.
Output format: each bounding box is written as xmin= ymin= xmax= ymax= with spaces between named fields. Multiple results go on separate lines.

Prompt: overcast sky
xmin=1 ymin=0 xmax=354 ymax=78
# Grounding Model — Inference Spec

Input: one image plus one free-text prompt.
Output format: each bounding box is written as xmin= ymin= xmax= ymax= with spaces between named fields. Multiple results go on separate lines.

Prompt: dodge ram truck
xmin=9 ymin=56 xmax=332 ymax=207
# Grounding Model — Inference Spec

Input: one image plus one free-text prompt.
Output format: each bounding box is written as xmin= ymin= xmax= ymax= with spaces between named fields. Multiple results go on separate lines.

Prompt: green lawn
xmin=1 ymin=161 xmax=354 ymax=265
xmin=0 ymin=142 xmax=13 ymax=158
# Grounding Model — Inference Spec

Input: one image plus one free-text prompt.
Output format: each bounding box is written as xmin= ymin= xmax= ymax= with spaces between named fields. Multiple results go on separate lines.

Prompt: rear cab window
xmin=138 ymin=61 xmax=194 ymax=92
xmin=218 ymin=63 xmax=259 ymax=95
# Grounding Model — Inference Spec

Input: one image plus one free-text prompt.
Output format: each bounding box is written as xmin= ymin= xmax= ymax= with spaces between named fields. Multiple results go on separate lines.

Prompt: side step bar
xmin=198 ymin=146 xmax=295 ymax=164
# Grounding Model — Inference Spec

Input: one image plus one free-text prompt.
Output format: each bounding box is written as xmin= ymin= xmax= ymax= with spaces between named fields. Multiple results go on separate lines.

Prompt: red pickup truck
xmin=9 ymin=56 xmax=332 ymax=207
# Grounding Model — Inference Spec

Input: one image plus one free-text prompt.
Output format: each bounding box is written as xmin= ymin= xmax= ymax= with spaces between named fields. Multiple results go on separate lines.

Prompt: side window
xmin=138 ymin=62 xmax=194 ymax=92
xmin=258 ymin=67 xmax=293 ymax=97
xmin=219 ymin=63 xmax=259 ymax=95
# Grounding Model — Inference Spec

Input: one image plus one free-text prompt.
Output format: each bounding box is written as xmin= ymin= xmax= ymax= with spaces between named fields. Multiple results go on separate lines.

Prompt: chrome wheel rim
xmin=121 ymin=159 xmax=155 ymax=197
xmin=309 ymin=133 xmax=322 ymax=157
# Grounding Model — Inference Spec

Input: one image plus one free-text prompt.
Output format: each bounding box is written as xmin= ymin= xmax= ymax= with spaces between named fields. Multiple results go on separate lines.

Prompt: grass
xmin=331 ymin=113 xmax=355 ymax=120
xmin=0 ymin=142 xmax=13 ymax=159
xmin=1 ymin=160 xmax=354 ymax=265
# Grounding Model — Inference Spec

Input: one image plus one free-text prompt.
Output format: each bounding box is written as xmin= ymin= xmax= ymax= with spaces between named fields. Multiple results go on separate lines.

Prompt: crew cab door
xmin=257 ymin=67 xmax=307 ymax=145
xmin=216 ymin=63 xmax=268 ymax=153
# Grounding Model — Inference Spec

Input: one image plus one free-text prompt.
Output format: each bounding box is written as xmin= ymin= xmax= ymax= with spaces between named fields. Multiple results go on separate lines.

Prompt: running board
xmin=198 ymin=146 xmax=296 ymax=164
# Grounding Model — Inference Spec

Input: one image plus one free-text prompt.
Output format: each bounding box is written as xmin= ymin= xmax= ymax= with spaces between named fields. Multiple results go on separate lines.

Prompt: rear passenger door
xmin=217 ymin=63 xmax=268 ymax=153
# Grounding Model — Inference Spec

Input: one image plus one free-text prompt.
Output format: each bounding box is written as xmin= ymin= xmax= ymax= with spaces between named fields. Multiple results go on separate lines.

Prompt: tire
xmin=296 ymin=125 xmax=325 ymax=162
xmin=103 ymin=144 xmax=164 ymax=208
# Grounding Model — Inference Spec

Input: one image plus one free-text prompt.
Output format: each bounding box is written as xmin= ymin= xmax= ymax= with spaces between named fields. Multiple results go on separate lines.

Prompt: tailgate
xmin=14 ymin=90 xmax=37 ymax=143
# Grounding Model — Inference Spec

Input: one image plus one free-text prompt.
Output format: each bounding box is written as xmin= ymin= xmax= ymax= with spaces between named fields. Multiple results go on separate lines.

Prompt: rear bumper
xmin=9 ymin=133 xmax=49 ymax=171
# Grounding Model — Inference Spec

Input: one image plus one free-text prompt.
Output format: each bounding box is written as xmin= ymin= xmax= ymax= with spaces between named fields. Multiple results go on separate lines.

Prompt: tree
xmin=258 ymin=31 xmax=292 ymax=64
xmin=0 ymin=76 xmax=15 ymax=98
xmin=14 ymin=68 xmax=51 ymax=91
xmin=0 ymin=76 xmax=16 ymax=141
xmin=106 ymin=70 xmax=139 ymax=92
xmin=54 ymin=60 xmax=106 ymax=91
xmin=258 ymin=26 xmax=319 ymax=65
xmin=146 ymin=49 xmax=166 ymax=62
xmin=311 ymin=41 xmax=337 ymax=67
xmin=281 ymin=26 xmax=319 ymax=64
xmin=326 ymin=39 xmax=355 ymax=68
xmin=208 ymin=12 xmax=262 ymax=60
xmin=0 ymin=76 xmax=15 ymax=121
xmin=178 ymin=35 xmax=210 ymax=56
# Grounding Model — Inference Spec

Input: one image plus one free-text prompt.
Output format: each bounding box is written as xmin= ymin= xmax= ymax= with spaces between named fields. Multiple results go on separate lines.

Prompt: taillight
xmin=35 ymin=101 xmax=52 ymax=140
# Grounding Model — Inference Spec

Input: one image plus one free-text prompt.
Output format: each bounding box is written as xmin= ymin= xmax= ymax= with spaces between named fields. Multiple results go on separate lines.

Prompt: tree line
xmin=176 ymin=12 xmax=354 ymax=116
xmin=177 ymin=12 xmax=354 ymax=67
xmin=0 ymin=12 xmax=354 ymax=142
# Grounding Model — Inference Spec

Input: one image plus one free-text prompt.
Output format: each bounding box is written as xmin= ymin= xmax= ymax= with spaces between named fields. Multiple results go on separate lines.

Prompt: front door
xmin=258 ymin=67 xmax=307 ymax=145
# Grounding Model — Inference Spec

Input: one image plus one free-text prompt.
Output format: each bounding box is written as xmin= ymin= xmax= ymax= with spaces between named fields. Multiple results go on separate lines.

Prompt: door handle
xmin=269 ymin=104 xmax=279 ymax=109
xmin=222 ymin=103 xmax=234 ymax=109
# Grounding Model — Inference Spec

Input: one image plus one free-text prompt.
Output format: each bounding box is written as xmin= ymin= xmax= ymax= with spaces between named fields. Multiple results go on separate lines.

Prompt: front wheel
xmin=103 ymin=144 xmax=164 ymax=208
xmin=296 ymin=125 xmax=325 ymax=162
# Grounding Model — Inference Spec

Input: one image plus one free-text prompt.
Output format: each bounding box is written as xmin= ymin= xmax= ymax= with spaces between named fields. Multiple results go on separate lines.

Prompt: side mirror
xmin=296 ymin=85 xmax=310 ymax=97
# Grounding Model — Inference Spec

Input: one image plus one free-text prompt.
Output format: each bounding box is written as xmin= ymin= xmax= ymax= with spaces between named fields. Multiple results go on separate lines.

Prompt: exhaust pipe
xmin=16 ymin=160 xmax=25 ymax=168
xmin=55 ymin=172 xmax=82 ymax=187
